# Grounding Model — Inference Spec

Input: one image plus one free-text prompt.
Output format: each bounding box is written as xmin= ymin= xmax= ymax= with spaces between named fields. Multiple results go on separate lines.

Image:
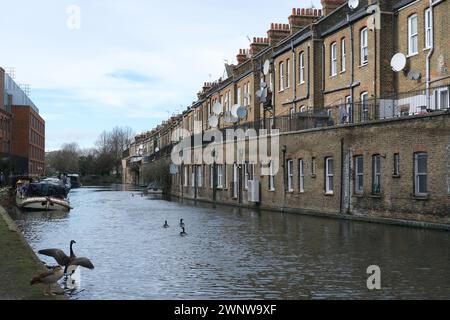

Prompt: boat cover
xmin=22 ymin=182 xmax=68 ymax=199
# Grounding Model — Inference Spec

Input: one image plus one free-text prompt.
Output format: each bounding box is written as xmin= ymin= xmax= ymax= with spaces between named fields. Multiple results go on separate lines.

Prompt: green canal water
xmin=10 ymin=186 xmax=450 ymax=300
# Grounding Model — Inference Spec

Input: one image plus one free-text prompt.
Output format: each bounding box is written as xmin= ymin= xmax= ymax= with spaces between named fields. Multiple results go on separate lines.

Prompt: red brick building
xmin=1 ymin=67 xmax=45 ymax=177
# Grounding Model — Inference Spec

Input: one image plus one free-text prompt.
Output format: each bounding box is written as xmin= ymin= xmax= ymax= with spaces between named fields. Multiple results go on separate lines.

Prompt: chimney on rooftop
xmin=267 ymin=23 xmax=291 ymax=46
xmin=289 ymin=8 xmax=323 ymax=34
xmin=236 ymin=49 xmax=249 ymax=64
xmin=321 ymin=0 xmax=347 ymax=16
xmin=250 ymin=37 xmax=270 ymax=56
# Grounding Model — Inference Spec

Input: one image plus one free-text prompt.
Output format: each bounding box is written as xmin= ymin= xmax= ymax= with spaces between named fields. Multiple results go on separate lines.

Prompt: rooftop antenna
xmin=246 ymin=35 xmax=252 ymax=43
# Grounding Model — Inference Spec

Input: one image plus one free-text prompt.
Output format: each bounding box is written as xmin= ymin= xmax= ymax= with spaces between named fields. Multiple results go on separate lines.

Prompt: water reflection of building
xmin=0 ymin=67 xmax=45 ymax=177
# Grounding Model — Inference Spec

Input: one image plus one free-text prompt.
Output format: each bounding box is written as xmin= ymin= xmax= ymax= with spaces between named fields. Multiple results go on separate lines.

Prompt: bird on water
xmin=38 ymin=240 xmax=95 ymax=275
xmin=30 ymin=266 xmax=64 ymax=296
xmin=180 ymin=227 xmax=187 ymax=237
xmin=163 ymin=221 xmax=170 ymax=228
xmin=179 ymin=219 xmax=185 ymax=228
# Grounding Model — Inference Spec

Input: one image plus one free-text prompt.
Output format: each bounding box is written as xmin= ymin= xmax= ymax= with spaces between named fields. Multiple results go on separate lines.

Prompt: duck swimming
xmin=180 ymin=227 xmax=187 ymax=237
xmin=179 ymin=219 xmax=185 ymax=228
xmin=163 ymin=221 xmax=169 ymax=228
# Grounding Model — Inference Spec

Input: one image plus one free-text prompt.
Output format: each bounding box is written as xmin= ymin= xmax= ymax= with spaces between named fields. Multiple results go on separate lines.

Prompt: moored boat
xmin=16 ymin=179 xmax=72 ymax=212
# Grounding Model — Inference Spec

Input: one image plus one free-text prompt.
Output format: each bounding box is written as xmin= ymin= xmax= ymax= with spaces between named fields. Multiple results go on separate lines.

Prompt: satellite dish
xmin=391 ymin=53 xmax=407 ymax=72
xmin=348 ymin=0 xmax=359 ymax=10
xmin=256 ymin=89 xmax=263 ymax=98
xmin=407 ymin=70 xmax=422 ymax=81
xmin=236 ymin=106 xmax=248 ymax=119
xmin=263 ymin=60 xmax=270 ymax=76
xmin=261 ymin=82 xmax=267 ymax=89
xmin=209 ymin=115 xmax=219 ymax=128
xmin=212 ymin=102 xmax=223 ymax=115
xmin=155 ymin=147 xmax=160 ymax=153
xmin=231 ymin=104 xmax=240 ymax=118
xmin=244 ymin=93 xmax=251 ymax=100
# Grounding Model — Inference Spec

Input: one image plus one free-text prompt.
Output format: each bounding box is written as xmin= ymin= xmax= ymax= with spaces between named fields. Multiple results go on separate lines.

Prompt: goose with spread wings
xmin=38 ymin=240 xmax=95 ymax=275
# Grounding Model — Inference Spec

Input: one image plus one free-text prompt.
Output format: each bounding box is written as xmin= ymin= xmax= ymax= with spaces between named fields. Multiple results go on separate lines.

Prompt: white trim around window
xmin=325 ymin=157 xmax=334 ymax=195
xmin=408 ymin=14 xmax=419 ymax=56
xmin=287 ymin=159 xmax=294 ymax=192
xmin=299 ymin=52 xmax=305 ymax=84
xmin=299 ymin=159 xmax=305 ymax=193
xmin=341 ymin=38 xmax=346 ymax=72
xmin=331 ymin=42 xmax=337 ymax=76
xmin=425 ymin=8 xmax=433 ymax=49
xmin=360 ymin=28 xmax=368 ymax=65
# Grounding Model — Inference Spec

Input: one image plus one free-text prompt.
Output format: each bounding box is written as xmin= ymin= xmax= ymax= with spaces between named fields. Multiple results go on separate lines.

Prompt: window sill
xmin=268 ymin=189 xmax=276 ymax=192
xmin=359 ymin=63 xmax=368 ymax=68
xmin=340 ymin=70 xmax=346 ymax=74
xmin=299 ymin=81 xmax=305 ymax=85
xmin=392 ymin=174 xmax=401 ymax=179
xmin=325 ymin=192 xmax=334 ymax=196
xmin=330 ymin=74 xmax=338 ymax=78
xmin=413 ymin=194 xmax=429 ymax=201
xmin=311 ymin=174 xmax=317 ymax=179
xmin=407 ymin=52 xmax=419 ymax=58
xmin=354 ymin=193 xmax=364 ymax=198
xmin=423 ymin=47 xmax=431 ymax=51
xmin=370 ymin=194 xmax=382 ymax=199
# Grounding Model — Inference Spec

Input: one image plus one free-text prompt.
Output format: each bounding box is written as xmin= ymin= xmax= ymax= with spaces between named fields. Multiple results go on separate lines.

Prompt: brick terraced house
xmin=124 ymin=0 xmax=450 ymax=227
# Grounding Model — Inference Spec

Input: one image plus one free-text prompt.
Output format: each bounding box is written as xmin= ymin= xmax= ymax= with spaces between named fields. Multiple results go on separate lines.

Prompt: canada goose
xmin=38 ymin=240 xmax=95 ymax=275
xmin=31 ymin=266 xmax=64 ymax=296
xmin=179 ymin=219 xmax=185 ymax=228
xmin=163 ymin=221 xmax=169 ymax=228
xmin=180 ymin=227 xmax=187 ymax=237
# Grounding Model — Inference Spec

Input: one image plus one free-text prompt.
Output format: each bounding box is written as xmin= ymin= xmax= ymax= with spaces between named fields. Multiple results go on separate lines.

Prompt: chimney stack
xmin=289 ymin=8 xmax=323 ymax=34
xmin=321 ymin=0 xmax=347 ymax=16
xmin=236 ymin=49 xmax=249 ymax=64
xmin=267 ymin=23 xmax=291 ymax=46
xmin=250 ymin=37 xmax=270 ymax=56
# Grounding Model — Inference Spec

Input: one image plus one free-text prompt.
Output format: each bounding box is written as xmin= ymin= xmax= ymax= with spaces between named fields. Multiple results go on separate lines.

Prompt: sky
xmin=0 ymin=0 xmax=322 ymax=151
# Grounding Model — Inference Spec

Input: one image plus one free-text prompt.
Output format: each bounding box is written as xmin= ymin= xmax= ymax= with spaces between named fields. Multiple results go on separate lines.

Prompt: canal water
xmin=10 ymin=186 xmax=450 ymax=300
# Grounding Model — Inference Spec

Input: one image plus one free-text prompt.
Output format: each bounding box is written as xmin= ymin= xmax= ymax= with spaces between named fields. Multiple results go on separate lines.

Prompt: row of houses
xmin=0 ymin=67 xmax=45 ymax=177
xmin=124 ymin=0 xmax=450 ymax=225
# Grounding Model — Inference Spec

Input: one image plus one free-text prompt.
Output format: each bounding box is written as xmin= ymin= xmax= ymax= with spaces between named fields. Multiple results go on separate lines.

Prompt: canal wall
xmin=0 ymin=205 xmax=63 ymax=300
xmin=168 ymin=113 xmax=450 ymax=230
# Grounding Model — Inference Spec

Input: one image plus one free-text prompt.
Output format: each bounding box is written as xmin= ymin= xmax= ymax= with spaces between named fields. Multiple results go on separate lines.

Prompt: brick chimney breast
xmin=321 ymin=0 xmax=347 ymax=16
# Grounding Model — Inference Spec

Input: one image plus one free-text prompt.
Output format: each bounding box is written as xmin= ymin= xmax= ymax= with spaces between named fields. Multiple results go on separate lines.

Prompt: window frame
xmin=325 ymin=157 xmax=334 ymax=195
xmin=286 ymin=58 xmax=291 ymax=88
xmin=299 ymin=52 xmax=305 ymax=84
xmin=269 ymin=161 xmax=275 ymax=191
xmin=299 ymin=159 xmax=305 ymax=193
xmin=355 ymin=156 xmax=364 ymax=195
xmin=279 ymin=61 xmax=285 ymax=91
xmin=331 ymin=42 xmax=338 ymax=76
xmin=372 ymin=155 xmax=381 ymax=195
xmin=360 ymin=92 xmax=369 ymax=122
xmin=287 ymin=159 xmax=294 ymax=192
xmin=414 ymin=152 xmax=428 ymax=196
xmin=341 ymin=38 xmax=346 ymax=72
xmin=408 ymin=14 xmax=419 ymax=56
xmin=424 ymin=8 xmax=433 ymax=49
xmin=360 ymin=28 xmax=369 ymax=66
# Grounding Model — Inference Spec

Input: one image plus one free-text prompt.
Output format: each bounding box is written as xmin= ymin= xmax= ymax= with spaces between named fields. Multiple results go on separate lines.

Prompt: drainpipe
xmin=348 ymin=13 xmax=355 ymax=122
xmin=426 ymin=0 xmax=436 ymax=109
xmin=292 ymin=40 xmax=297 ymax=109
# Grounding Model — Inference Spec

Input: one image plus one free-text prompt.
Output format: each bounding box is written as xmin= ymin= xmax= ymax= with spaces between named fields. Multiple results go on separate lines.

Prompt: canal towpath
xmin=0 ymin=204 xmax=63 ymax=300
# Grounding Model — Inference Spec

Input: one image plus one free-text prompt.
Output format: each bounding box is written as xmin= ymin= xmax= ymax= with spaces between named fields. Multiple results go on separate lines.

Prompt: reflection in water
xmin=12 ymin=187 xmax=450 ymax=300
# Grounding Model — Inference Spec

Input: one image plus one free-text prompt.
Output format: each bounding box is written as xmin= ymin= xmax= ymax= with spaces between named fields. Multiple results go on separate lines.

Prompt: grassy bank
xmin=0 ymin=206 xmax=63 ymax=300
